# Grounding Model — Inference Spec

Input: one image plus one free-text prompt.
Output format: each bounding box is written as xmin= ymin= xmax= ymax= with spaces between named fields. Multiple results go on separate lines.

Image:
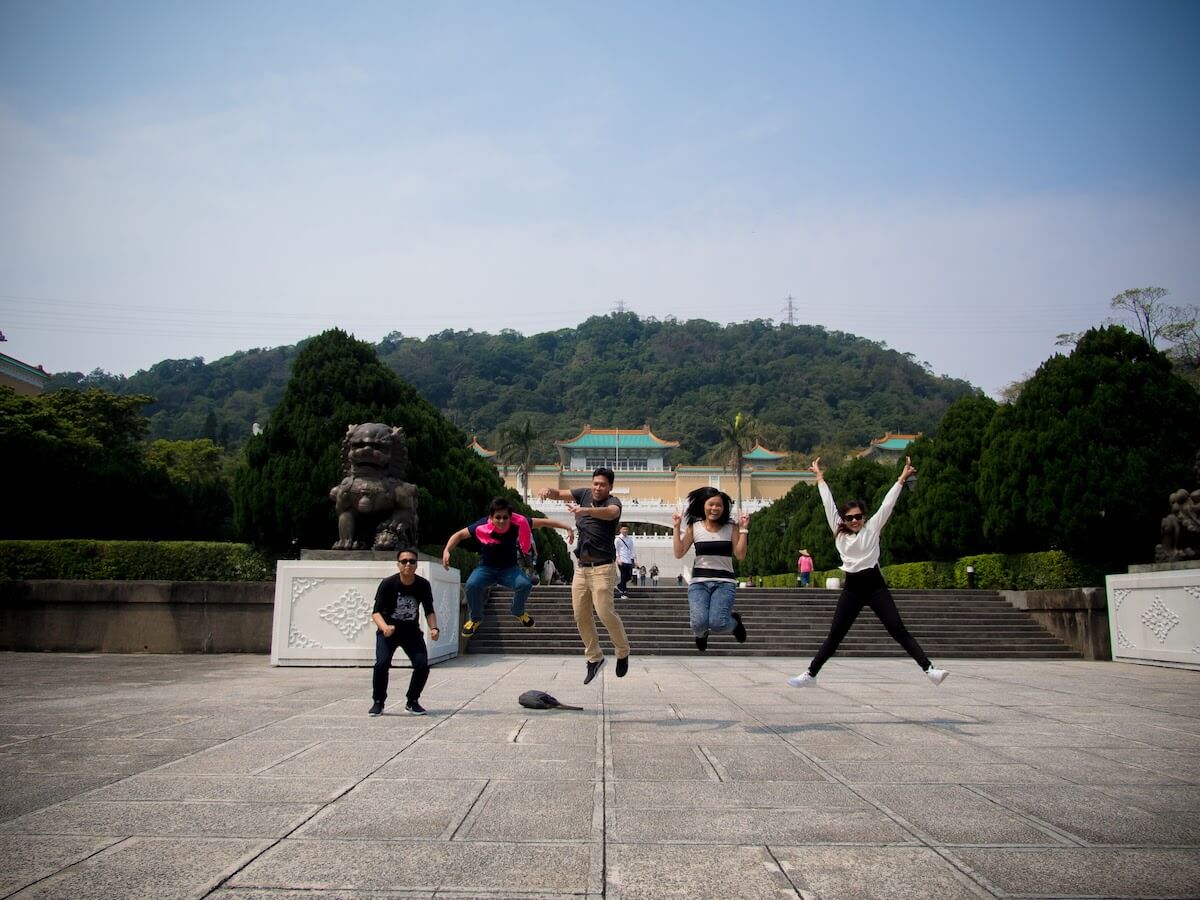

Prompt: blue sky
xmin=1 ymin=0 xmax=1197 ymax=396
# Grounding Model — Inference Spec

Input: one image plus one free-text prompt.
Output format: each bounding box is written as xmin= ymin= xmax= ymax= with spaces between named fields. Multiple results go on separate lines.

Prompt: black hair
xmin=592 ymin=466 xmax=615 ymax=486
xmin=395 ymin=547 xmax=418 ymax=560
xmin=685 ymin=486 xmax=733 ymax=526
xmin=488 ymin=496 xmax=514 ymax=515
xmin=837 ymin=498 xmax=869 ymax=536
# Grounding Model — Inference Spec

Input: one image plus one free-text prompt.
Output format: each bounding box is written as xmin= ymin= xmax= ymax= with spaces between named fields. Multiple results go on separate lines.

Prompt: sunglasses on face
xmin=843 ymin=513 xmax=865 ymax=522
xmin=398 ymin=559 xmax=418 ymax=566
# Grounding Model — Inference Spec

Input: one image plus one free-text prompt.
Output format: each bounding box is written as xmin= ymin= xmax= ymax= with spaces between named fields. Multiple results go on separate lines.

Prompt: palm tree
xmin=716 ymin=412 xmax=756 ymax=514
xmin=498 ymin=417 xmax=539 ymax=502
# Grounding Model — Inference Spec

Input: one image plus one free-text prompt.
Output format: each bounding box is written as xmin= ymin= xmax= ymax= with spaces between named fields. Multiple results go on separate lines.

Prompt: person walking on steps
xmin=615 ymin=525 xmax=637 ymax=597
xmin=539 ymin=467 xmax=631 ymax=684
xmin=369 ymin=548 xmax=440 ymax=717
xmin=441 ymin=497 xmax=574 ymax=638
xmin=673 ymin=486 xmax=749 ymax=652
xmin=788 ymin=457 xmax=948 ymax=688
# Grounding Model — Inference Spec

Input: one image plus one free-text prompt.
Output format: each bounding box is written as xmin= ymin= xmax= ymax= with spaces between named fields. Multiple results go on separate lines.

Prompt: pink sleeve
xmin=512 ymin=513 xmax=534 ymax=555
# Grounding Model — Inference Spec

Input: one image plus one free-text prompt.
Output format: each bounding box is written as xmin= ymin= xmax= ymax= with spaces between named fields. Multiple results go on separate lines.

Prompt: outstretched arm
xmin=532 ymin=517 xmax=575 ymax=545
xmin=441 ymin=526 xmax=471 ymax=569
xmin=870 ymin=456 xmax=916 ymax=534
xmin=539 ymin=487 xmax=574 ymax=502
xmin=733 ymin=513 xmax=749 ymax=560
xmin=811 ymin=458 xmax=841 ymax=533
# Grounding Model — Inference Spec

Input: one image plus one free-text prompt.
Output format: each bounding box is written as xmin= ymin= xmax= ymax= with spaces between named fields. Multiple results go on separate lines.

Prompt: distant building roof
xmin=742 ymin=442 xmax=786 ymax=461
xmin=556 ymin=424 xmax=680 ymax=450
xmin=468 ymin=436 xmax=496 ymax=458
xmin=858 ymin=431 xmax=921 ymax=459
xmin=0 ymin=351 xmax=50 ymax=395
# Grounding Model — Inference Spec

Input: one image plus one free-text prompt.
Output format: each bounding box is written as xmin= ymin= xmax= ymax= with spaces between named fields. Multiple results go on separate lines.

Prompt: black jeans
xmin=617 ymin=563 xmax=634 ymax=593
xmin=373 ymin=629 xmax=430 ymax=704
xmin=808 ymin=567 xmax=931 ymax=675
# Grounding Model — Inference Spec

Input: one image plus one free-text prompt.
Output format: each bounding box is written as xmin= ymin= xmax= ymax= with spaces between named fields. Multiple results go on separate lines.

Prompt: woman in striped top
xmin=788 ymin=456 xmax=947 ymax=688
xmin=672 ymin=486 xmax=749 ymax=652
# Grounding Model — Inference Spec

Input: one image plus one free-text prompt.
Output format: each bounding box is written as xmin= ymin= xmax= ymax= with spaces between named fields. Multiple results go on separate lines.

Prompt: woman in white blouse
xmin=788 ymin=456 xmax=947 ymax=687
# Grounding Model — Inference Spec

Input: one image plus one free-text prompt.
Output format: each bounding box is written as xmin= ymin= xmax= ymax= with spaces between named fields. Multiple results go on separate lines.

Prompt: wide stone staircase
xmin=464 ymin=585 xmax=1081 ymax=658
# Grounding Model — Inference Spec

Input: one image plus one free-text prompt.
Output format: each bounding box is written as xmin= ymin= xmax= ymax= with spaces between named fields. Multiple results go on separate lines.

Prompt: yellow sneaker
xmin=515 ymin=613 xmax=535 ymax=628
xmin=461 ymin=620 xmax=480 ymax=637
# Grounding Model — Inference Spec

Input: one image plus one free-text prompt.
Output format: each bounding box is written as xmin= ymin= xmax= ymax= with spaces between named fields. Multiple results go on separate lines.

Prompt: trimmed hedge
xmin=0 ymin=540 xmax=273 ymax=582
xmin=752 ymin=550 xmax=1104 ymax=591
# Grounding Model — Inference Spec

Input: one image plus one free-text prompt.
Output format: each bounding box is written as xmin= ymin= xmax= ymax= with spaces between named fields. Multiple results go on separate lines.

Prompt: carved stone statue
xmin=329 ymin=423 xmax=419 ymax=551
xmin=1155 ymin=450 xmax=1200 ymax=562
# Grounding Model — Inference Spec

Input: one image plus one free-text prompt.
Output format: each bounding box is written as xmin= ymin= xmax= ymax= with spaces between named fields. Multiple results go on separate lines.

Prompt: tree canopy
xmin=978 ymin=326 xmax=1200 ymax=565
xmin=50 ymin=314 xmax=978 ymax=461
xmin=232 ymin=329 xmax=507 ymax=552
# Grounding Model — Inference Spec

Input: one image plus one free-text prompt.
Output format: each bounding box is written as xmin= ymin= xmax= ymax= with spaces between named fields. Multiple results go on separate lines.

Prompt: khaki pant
xmin=571 ymin=562 xmax=630 ymax=663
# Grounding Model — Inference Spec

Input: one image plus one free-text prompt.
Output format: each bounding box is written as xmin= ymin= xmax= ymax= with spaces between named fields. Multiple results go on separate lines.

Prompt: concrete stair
xmin=464 ymin=585 xmax=1082 ymax=658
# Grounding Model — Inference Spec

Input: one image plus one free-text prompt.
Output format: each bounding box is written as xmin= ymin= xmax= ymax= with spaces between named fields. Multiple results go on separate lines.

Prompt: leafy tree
xmin=0 ymin=387 xmax=175 ymax=539
xmin=715 ymin=412 xmax=756 ymax=512
xmin=233 ymin=329 xmax=505 ymax=552
xmin=146 ymin=438 xmax=233 ymax=538
xmin=978 ymin=326 xmax=1200 ymax=566
xmin=902 ymin=395 xmax=998 ymax=561
xmin=497 ymin=417 xmax=539 ymax=502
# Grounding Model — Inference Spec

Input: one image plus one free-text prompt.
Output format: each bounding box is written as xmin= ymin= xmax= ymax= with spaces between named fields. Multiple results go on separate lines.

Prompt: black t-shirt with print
xmin=372 ymin=573 xmax=435 ymax=635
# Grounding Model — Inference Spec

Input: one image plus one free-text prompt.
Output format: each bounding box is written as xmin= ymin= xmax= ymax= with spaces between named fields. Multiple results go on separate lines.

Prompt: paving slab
xmin=0 ymin=652 xmax=1197 ymax=898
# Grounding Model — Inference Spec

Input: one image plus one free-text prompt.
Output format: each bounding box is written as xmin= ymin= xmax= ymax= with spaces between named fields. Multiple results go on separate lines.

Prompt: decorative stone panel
xmin=1106 ymin=567 xmax=1200 ymax=669
xmin=271 ymin=559 xmax=460 ymax=666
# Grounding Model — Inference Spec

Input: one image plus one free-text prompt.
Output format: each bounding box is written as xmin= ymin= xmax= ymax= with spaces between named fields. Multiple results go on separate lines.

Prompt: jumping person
xmin=673 ymin=486 xmax=749 ymax=651
xmin=788 ymin=457 xmax=947 ymax=687
xmin=442 ymin=497 xmax=574 ymax=637
xmin=539 ymin=467 xmax=631 ymax=683
xmin=370 ymin=548 xmax=439 ymax=716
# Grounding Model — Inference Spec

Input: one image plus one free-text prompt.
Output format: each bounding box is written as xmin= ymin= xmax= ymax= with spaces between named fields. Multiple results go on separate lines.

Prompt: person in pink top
xmin=797 ymin=549 xmax=814 ymax=587
xmin=788 ymin=457 xmax=947 ymax=689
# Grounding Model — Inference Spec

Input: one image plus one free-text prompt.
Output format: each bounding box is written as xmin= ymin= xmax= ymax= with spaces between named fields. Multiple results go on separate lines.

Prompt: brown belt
xmin=576 ymin=560 xmax=614 ymax=568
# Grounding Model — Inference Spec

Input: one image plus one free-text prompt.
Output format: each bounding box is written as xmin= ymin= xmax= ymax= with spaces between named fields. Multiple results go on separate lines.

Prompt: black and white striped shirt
xmin=690 ymin=522 xmax=736 ymax=583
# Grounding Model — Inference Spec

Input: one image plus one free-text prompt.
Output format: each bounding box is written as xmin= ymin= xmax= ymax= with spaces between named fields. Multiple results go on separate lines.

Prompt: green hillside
xmin=47 ymin=314 xmax=978 ymax=461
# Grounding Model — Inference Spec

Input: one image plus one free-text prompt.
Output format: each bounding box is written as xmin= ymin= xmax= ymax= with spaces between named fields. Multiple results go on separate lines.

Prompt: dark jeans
xmin=373 ymin=629 xmax=430 ymax=704
xmin=808 ymin=567 xmax=931 ymax=675
xmin=618 ymin=562 xmax=634 ymax=593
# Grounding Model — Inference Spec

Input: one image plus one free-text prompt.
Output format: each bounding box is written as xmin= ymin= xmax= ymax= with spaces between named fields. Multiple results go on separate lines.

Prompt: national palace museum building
xmin=470 ymin=424 xmax=816 ymax=509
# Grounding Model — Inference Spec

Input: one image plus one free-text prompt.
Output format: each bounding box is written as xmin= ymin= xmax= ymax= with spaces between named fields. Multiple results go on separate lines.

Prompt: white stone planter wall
xmin=1105 ymin=567 xmax=1200 ymax=669
xmin=271 ymin=559 xmax=460 ymax=666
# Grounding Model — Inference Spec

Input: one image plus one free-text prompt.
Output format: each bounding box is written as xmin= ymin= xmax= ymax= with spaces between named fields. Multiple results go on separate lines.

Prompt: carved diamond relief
xmin=288 ymin=624 xmax=322 ymax=649
xmin=1140 ymin=597 xmax=1180 ymax=644
xmin=1116 ymin=627 xmax=1135 ymax=650
xmin=318 ymin=588 xmax=372 ymax=640
xmin=291 ymin=578 xmax=324 ymax=606
xmin=1112 ymin=589 xmax=1130 ymax=611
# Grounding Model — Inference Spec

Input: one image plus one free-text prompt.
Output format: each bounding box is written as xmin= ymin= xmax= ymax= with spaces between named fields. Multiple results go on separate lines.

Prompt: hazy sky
xmin=2 ymin=0 xmax=1198 ymax=396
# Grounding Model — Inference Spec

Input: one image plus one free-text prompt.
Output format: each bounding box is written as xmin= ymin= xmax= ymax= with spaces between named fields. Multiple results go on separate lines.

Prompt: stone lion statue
xmin=329 ymin=423 xmax=419 ymax=551
xmin=1156 ymin=449 xmax=1200 ymax=562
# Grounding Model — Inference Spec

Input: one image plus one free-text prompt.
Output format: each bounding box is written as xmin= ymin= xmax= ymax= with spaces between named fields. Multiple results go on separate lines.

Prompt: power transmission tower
xmin=782 ymin=295 xmax=796 ymax=326
xmin=614 ymin=299 xmax=628 ymax=314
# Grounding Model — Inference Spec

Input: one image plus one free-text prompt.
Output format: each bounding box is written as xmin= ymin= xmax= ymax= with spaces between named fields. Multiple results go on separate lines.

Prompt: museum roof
xmin=556 ymin=425 xmax=680 ymax=450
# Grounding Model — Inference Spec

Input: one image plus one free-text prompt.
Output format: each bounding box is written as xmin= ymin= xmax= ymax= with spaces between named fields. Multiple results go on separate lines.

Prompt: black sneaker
xmin=584 ymin=658 xmax=605 ymax=684
xmin=731 ymin=611 xmax=747 ymax=643
xmin=368 ymin=702 xmax=384 ymax=716
xmin=695 ymin=633 xmax=708 ymax=652
xmin=616 ymin=655 xmax=629 ymax=677
xmin=405 ymin=700 xmax=427 ymax=715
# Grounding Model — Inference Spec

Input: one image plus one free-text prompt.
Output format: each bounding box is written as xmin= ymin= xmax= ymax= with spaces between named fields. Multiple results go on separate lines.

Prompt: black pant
xmin=373 ymin=629 xmax=430 ymax=704
xmin=808 ymin=567 xmax=931 ymax=675
xmin=617 ymin=563 xmax=634 ymax=593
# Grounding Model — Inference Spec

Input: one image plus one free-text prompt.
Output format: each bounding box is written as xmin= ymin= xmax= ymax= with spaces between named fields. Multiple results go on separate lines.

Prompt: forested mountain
xmin=48 ymin=314 xmax=978 ymax=461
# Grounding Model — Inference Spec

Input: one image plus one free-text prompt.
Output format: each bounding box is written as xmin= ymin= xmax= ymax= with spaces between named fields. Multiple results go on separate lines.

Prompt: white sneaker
xmin=787 ymin=672 xmax=816 ymax=688
xmin=926 ymin=667 xmax=948 ymax=686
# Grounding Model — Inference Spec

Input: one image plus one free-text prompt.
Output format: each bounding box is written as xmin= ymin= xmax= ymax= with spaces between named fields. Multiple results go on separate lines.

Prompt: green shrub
xmin=756 ymin=550 xmax=1103 ymax=591
xmin=881 ymin=561 xmax=956 ymax=589
xmin=0 ymin=540 xmax=273 ymax=581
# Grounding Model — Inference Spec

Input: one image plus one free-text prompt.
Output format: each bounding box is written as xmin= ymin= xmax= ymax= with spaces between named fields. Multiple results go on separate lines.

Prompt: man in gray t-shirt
xmin=540 ymin=467 xmax=631 ymax=684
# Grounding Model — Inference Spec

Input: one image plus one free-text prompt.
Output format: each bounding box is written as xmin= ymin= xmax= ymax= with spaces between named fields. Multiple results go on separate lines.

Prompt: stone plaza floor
xmin=0 ymin=652 xmax=1198 ymax=899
